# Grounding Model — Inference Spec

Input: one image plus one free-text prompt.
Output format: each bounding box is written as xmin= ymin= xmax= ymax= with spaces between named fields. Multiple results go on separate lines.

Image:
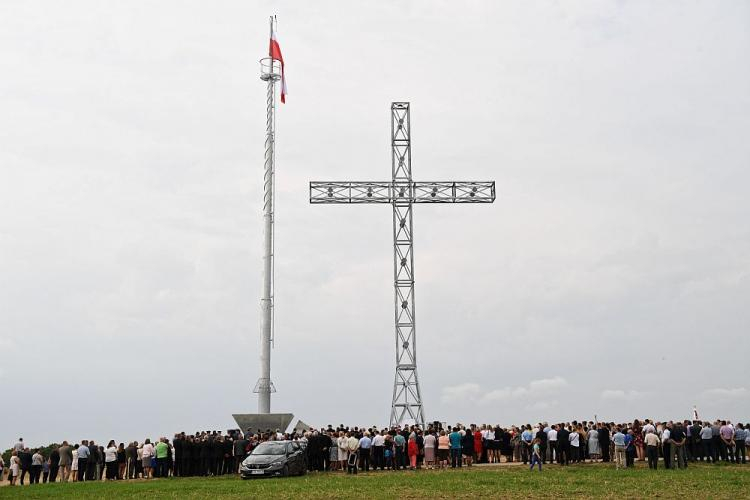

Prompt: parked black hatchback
xmin=240 ymin=440 xmax=306 ymax=478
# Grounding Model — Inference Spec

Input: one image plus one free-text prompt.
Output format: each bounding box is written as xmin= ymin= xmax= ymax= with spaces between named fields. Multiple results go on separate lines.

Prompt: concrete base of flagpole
xmin=232 ymin=413 xmax=295 ymax=436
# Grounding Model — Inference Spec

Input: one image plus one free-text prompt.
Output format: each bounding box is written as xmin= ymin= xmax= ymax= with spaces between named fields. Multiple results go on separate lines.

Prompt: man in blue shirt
xmin=612 ymin=428 xmax=626 ymax=469
xmin=76 ymin=441 xmax=90 ymax=481
xmin=358 ymin=432 xmax=372 ymax=472
xmin=624 ymin=430 xmax=635 ymax=467
xmin=734 ymin=424 xmax=747 ymax=464
xmin=393 ymin=432 xmax=406 ymax=470
xmin=521 ymin=426 xmax=533 ymax=464
xmin=448 ymin=427 xmax=463 ymax=468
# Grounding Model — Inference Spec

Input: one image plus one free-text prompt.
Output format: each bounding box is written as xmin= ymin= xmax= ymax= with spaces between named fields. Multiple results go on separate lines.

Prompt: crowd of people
xmin=1 ymin=432 xmax=249 ymax=485
xmin=2 ymin=418 xmax=747 ymax=485
xmin=298 ymin=419 xmax=748 ymax=473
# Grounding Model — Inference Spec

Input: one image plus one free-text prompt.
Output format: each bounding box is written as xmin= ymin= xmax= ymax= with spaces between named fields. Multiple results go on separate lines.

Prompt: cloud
xmin=483 ymin=377 xmax=568 ymax=405
xmin=482 ymin=388 xmax=512 ymax=403
xmin=600 ymin=389 xmax=644 ymax=401
xmin=529 ymin=376 xmax=568 ymax=392
xmin=701 ymin=387 xmax=747 ymax=399
xmin=525 ymin=400 xmax=557 ymax=412
xmin=0 ymin=337 xmax=16 ymax=349
xmin=442 ymin=377 xmax=568 ymax=406
xmin=440 ymin=383 xmax=481 ymax=404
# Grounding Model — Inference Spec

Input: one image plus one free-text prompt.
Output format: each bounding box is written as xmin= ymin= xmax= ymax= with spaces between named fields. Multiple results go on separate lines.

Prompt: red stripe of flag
xmin=269 ymin=28 xmax=287 ymax=103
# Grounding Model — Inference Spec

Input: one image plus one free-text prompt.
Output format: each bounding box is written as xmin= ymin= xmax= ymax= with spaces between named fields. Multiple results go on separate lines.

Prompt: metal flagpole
xmin=255 ymin=15 xmax=278 ymax=413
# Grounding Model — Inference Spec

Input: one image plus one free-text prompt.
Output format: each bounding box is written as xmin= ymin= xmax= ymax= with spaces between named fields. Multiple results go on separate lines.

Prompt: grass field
xmin=1 ymin=462 xmax=748 ymax=499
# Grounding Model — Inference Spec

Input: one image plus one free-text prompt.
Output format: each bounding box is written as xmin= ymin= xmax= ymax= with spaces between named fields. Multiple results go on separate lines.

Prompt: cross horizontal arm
xmin=310 ymin=181 xmax=495 ymax=204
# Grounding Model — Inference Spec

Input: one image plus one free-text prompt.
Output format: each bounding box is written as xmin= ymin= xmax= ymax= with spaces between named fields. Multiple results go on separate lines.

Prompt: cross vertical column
xmin=309 ymin=102 xmax=495 ymax=428
xmin=390 ymin=102 xmax=425 ymax=427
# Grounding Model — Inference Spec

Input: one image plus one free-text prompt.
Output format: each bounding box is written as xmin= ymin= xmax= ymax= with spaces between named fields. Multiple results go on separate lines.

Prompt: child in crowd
xmin=530 ymin=438 xmax=542 ymax=472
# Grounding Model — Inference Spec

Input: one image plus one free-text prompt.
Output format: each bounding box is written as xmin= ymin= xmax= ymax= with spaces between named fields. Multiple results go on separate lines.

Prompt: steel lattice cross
xmin=310 ymin=102 xmax=496 ymax=427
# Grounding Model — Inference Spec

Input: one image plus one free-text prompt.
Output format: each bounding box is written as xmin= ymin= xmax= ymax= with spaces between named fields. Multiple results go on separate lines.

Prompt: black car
xmin=240 ymin=440 xmax=306 ymax=478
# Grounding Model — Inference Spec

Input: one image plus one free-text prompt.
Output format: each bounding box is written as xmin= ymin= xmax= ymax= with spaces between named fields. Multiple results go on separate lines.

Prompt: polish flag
xmin=269 ymin=25 xmax=287 ymax=103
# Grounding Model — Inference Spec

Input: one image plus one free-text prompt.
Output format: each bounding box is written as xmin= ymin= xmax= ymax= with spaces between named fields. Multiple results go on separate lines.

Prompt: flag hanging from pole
xmin=269 ymin=22 xmax=287 ymax=103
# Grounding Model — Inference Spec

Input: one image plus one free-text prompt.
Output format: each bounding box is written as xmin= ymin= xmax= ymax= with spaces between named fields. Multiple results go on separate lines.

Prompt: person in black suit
xmin=192 ymin=435 xmax=201 ymax=476
xmin=415 ymin=429 xmax=424 ymax=468
xmin=535 ymin=427 xmax=548 ymax=464
xmin=501 ymin=429 xmax=511 ymax=462
xmin=49 ymin=446 xmax=60 ymax=483
xmin=212 ymin=436 xmax=224 ymax=476
xmin=322 ymin=432 xmax=333 ymax=471
xmin=125 ymin=442 xmax=137 ymax=479
xmin=222 ymin=436 xmax=233 ymax=475
xmin=690 ymin=421 xmax=702 ymax=461
xmin=556 ymin=425 xmax=570 ymax=465
xmin=181 ymin=435 xmax=192 ymax=477
xmin=85 ymin=441 xmax=98 ymax=481
xmin=172 ymin=434 xmax=182 ymax=477
xmin=19 ymin=448 xmax=32 ymax=485
xmin=598 ymin=423 xmax=611 ymax=462
xmin=199 ymin=436 xmax=211 ymax=476
xmin=233 ymin=433 xmax=249 ymax=473
xmin=306 ymin=432 xmax=320 ymax=472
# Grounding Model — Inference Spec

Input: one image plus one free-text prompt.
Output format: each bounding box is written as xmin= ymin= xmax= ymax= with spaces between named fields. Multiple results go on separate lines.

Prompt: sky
xmin=1 ymin=0 xmax=749 ymax=447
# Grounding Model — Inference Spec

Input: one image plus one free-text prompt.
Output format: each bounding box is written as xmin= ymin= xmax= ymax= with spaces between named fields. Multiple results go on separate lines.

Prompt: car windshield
xmin=252 ymin=442 xmax=287 ymax=456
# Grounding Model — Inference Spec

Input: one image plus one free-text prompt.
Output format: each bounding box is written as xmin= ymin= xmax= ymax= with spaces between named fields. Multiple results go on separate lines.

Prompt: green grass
xmin=2 ymin=462 xmax=748 ymax=499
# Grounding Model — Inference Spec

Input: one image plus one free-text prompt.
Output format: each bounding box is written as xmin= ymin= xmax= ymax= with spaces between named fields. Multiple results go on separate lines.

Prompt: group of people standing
xmin=462 ymin=419 xmax=748 ymax=471
xmin=3 ymin=417 xmax=747 ymax=485
xmin=291 ymin=418 xmax=749 ymax=474
xmin=2 ymin=432 xmax=255 ymax=486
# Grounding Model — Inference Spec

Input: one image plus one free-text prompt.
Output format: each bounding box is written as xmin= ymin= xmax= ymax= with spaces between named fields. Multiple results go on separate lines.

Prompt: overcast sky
xmin=1 ymin=1 xmax=749 ymax=447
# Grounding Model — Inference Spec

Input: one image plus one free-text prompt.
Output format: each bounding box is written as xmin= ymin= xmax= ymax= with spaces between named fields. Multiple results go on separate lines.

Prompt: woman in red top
xmin=407 ymin=435 xmax=419 ymax=469
xmin=473 ymin=427 xmax=483 ymax=463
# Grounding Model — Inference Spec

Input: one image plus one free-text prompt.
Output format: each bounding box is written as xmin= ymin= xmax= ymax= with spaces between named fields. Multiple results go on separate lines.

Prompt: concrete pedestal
xmin=232 ymin=413 xmax=295 ymax=435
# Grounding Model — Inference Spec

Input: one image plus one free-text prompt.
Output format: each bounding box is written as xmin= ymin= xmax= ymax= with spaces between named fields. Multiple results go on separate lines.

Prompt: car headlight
xmin=267 ymin=460 xmax=284 ymax=469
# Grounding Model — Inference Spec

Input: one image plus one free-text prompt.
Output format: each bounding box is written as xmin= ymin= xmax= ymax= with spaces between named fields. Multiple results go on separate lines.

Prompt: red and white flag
xmin=269 ymin=24 xmax=287 ymax=103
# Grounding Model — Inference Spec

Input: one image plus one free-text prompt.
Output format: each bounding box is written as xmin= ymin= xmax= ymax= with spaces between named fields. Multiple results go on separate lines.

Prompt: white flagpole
xmin=256 ymin=15 xmax=277 ymax=414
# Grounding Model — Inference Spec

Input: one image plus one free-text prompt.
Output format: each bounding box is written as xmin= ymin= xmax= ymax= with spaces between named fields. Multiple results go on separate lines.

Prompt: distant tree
xmin=2 ymin=443 xmax=61 ymax=465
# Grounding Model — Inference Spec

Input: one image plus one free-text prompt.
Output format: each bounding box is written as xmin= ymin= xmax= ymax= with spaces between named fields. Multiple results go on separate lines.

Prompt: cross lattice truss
xmin=310 ymin=181 xmax=496 ymax=204
xmin=310 ymin=102 xmax=495 ymax=427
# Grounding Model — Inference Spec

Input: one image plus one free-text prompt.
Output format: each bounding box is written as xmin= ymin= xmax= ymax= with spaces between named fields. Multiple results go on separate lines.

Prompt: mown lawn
xmin=1 ymin=462 xmax=748 ymax=499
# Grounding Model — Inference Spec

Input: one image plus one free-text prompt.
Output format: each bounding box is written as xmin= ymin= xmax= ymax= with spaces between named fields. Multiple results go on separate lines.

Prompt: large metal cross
xmin=310 ymin=102 xmax=495 ymax=427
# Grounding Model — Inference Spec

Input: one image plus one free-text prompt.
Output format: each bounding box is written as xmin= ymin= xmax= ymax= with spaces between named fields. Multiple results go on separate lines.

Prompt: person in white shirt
xmin=30 ymin=451 xmax=44 ymax=484
xmin=569 ymin=427 xmax=580 ymax=463
xmin=547 ymin=426 xmax=558 ymax=463
xmin=643 ymin=420 xmax=656 ymax=436
xmin=141 ymin=439 xmax=155 ymax=479
xmin=104 ymin=440 xmax=118 ymax=480
xmin=71 ymin=446 xmax=79 ymax=482
xmin=371 ymin=431 xmax=386 ymax=470
xmin=136 ymin=445 xmax=143 ymax=478
xmin=644 ymin=431 xmax=660 ymax=469
xmin=336 ymin=432 xmax=349 ymax=470
xmin=9 ymin=452 xmax=20 ymax=486
xmin=700 ymin=423 xmax=714 ymax=463
xmin=346 ymin=434 xmax=360 ymax=474
xmin=423 ymin=431 xmax=437 ymax=469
